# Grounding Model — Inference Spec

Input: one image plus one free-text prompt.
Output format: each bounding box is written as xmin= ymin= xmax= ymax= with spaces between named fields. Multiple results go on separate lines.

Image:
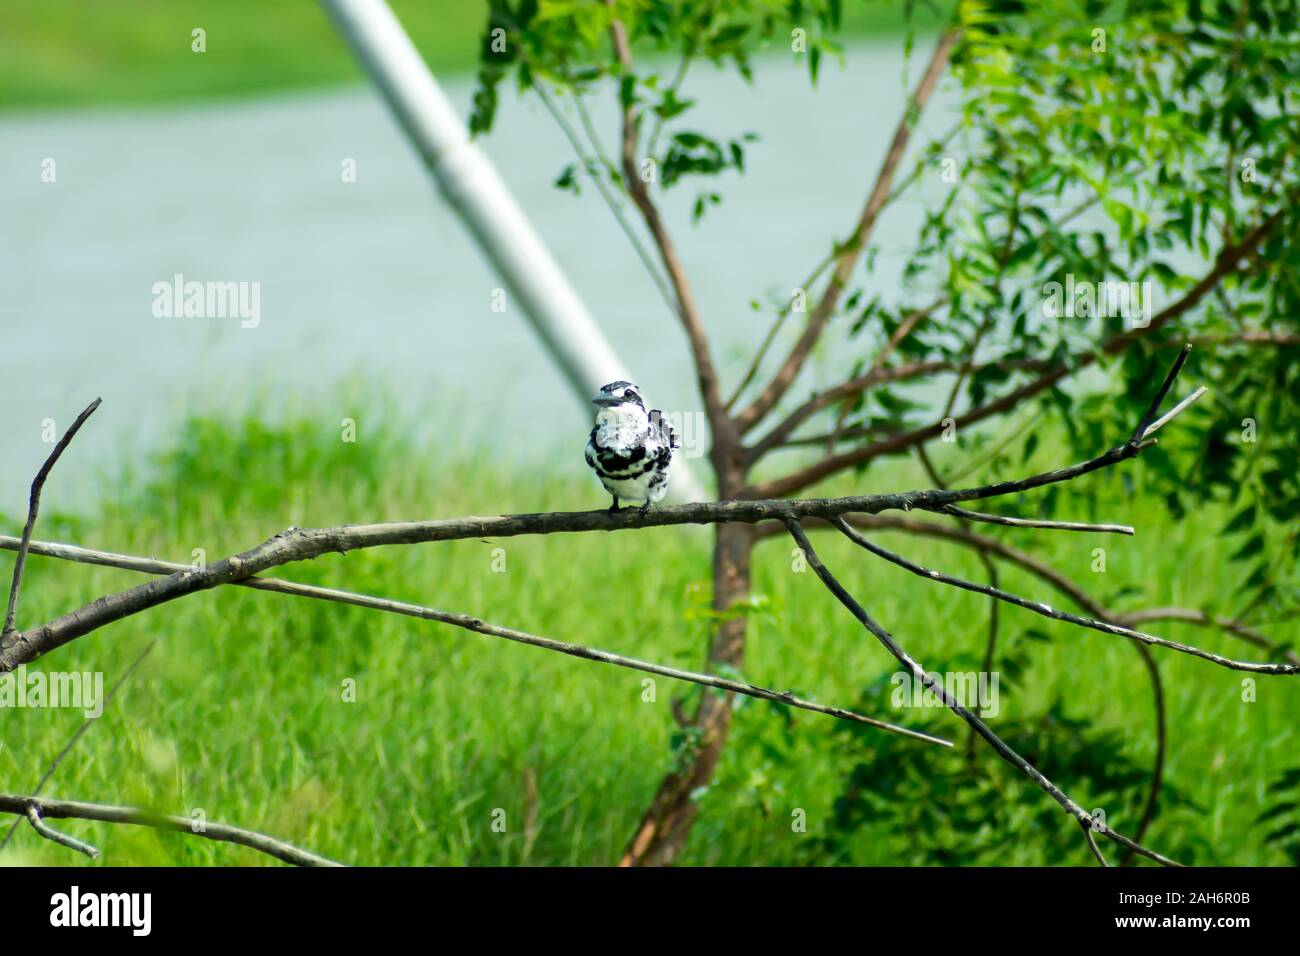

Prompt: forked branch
xmin=779 ymin=347 xmax=1258 ymax=865
xmin=734 ymin=29 xmax=960 ymax=434
xmin=786 ymin=520 xmax=1180 ymax=867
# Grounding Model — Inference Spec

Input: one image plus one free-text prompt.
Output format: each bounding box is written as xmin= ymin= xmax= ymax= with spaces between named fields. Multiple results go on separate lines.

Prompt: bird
xmin=585 ymin=380 xmax=678 ymax=512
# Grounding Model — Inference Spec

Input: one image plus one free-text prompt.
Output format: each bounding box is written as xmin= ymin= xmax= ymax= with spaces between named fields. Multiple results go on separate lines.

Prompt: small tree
xmin=470 ymin=0 xmax=1300 ymax=864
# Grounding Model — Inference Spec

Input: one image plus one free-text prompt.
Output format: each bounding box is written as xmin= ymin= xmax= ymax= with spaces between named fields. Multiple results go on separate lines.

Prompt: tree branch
xmin=0 ymin=794 xmax=341 ymax=867
xmin=3 ymin=397 xmax=101 ymax=638
xmin=785 ymin=519 xmax=1181 ymax=867
xmin=733 ymin=29 xmax=959 ymax=435
xmin=753 ymin=514 xmax=1297 ymax=666
xmin=26 ymin=804 xmax=99 ymax=860
xmin=832 ymin=517 xmax=1295 ymax=674
xmin=0 ymin=535 xmax=947 ymax=747
xmin=602 ymin=1 xmax=730 ymax=439
xmin=749 ymin=205 xmax=1287 ymax=499
xmin=936 ymin=505 xmax=1134 ymax=536
xmin=0 ymin=361 xmax=1211 ymax=673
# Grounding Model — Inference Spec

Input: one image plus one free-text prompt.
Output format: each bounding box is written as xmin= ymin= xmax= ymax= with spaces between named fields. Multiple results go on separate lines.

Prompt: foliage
xmin=860 ymin=0 xmax=1300 ymax=622
xmin=472 ymin=0 xmax=1300 ymax=645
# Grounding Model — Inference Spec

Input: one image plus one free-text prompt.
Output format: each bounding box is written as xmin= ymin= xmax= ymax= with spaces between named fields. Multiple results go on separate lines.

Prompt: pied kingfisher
xmin=585 ymin=381 xmax=678 ymax=512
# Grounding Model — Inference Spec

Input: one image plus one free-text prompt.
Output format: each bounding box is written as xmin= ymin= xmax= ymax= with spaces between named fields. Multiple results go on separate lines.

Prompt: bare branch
xmin=936 ymin=505 xmax=1134 ymax=536
xmin=602 ymin=1 xmax=729 ymax=435
xmin=833 ymin=517 xmax=1296 ymax=674
xmin=0 ymin=359 xmax=1206 ymax=672
xmin=734 ymin=29 xmax=959 ymax=435
xmin=1132 ymin=343 xmax=1193 ymax=441
xmin=3 ymin=397 xmax=101 ymax=638
xmin=1142 ymin=386 xmax=1209 ymax=439
xmin=0 ymin=535 xmax=947 ymax=746
xmin=26 ymin=805 xmax=99 ymax=860
xmin=1081 ymin=819 xmax=1110 ymax=867
xmin=785 ymin=519 xmax=1181 ymax=867
xmin=531 ymin=77 xmax=678 ymax=317
xmin=1116 ymin=607 xmax=1299 ymax=666
xmin=754 ymin=514 xmax=1298 ymax=666
xmin=1 ymin=794 xmax=340 ymax=866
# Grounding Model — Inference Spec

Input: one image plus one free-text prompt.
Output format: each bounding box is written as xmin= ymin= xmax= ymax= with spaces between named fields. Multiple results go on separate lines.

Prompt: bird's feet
xmin=607 ymin=496 xmax=621 ymax=514
xmin=639 ymin=500 xmax=653 ymax=513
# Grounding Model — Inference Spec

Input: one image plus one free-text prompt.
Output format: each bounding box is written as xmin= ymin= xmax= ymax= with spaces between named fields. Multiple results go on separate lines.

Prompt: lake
xmin=1 ymin=39 xmax=969 ymax=509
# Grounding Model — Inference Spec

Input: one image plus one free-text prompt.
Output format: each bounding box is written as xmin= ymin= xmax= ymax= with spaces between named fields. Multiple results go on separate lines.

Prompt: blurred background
xmin=1 ymin=1 xmax=1294 ymax=867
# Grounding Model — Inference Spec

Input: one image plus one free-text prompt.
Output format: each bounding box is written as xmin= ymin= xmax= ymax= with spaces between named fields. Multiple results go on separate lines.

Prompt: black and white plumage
xmin=584 ymin=381 xmax=678 ymax=512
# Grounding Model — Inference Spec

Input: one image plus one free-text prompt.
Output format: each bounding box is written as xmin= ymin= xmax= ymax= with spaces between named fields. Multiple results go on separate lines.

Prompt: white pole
xmin=320 ymin=0 xmax=708 ymax=502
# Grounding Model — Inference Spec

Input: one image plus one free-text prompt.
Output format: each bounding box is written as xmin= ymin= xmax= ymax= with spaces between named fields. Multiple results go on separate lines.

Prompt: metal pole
xmin=320 ymin=0 xmax=707 ymax=502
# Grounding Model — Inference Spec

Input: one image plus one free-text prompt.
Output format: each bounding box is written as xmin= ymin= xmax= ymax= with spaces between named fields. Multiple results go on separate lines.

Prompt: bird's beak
xmin=591 ymin=396 xmax=619 ymax=407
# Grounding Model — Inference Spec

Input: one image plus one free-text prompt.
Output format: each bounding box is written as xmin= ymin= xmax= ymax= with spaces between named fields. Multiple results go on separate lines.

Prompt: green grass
xmin=1 ymin=0 xmax=947 ymax=112
xmin=0 ymin=408 xmax=1295 ymax=866
xmin=0 ymin=0 xmax=490 ymax=111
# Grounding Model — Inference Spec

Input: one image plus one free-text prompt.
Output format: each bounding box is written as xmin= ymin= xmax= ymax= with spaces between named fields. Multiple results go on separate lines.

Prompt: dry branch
xmin=786 ymin=520 xmax=1180 ymax=867
xmin=0 ymin=535 xmax=948 ymax=747
xmin=935 ymin=505 xmax=1134 ymax=535
xmin=0 ymin=429 xmax=1177 ymax=669
xmin=733 ymin=29 xmax=960 ymax=434
xmin=602 ymin=0 xmax=729 ymax=434
xmin=1 ymin=358 xmax=1275 ymax=694
xmin=3 ymin=398 xmax=101 ymax=638
xmin=776 ymin=348 xmax=1262 ymax=866
xmin=832 ymin=517 xmax=1295 ymax=674
xmin=0 ymin=794 xmax=341 ymax=867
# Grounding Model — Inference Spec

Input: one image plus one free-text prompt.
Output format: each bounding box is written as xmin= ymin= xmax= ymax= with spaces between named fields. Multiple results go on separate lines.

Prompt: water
xmin=0 ymin=40 xmax=963 ymax=510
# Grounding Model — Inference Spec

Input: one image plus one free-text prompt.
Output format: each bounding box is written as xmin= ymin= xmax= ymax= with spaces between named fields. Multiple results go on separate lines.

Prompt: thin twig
xmin=936 ymin=505 xmax=1134 ymax=536
xmin=26 ymin=805 xmax=100 ymax=860
xmin=1 ymin=794 xmax=340 ymax=866
xmin=1081 ymin=819 xmax=1110 ymax=867
xmin=1142 ymin=386 xmax=1208 ymax=439
xmin=532 ymin=77 xmax=678 ymax=317
xmin=1116 ymin=607 xmax=1299 ymax=665
xmin=1132 ymin=344 xmax=1194 ymax=441
xmin=3 ymin=397 xmax=101 ymax=637
xmin=785 ymin=520 xmax=1181 ymax=867
xmin=1124 ymin=644 xmax=1166 ymax=864
xmin=832 ymin=518 xmax=1295 ymax=673
xmin=751 ymin=514 xmax=1299 ymax=665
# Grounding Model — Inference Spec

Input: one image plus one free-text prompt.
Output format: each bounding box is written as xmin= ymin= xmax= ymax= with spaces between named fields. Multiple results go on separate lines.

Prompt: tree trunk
xmin=620 ymin=519 xmax=752 ymax=866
